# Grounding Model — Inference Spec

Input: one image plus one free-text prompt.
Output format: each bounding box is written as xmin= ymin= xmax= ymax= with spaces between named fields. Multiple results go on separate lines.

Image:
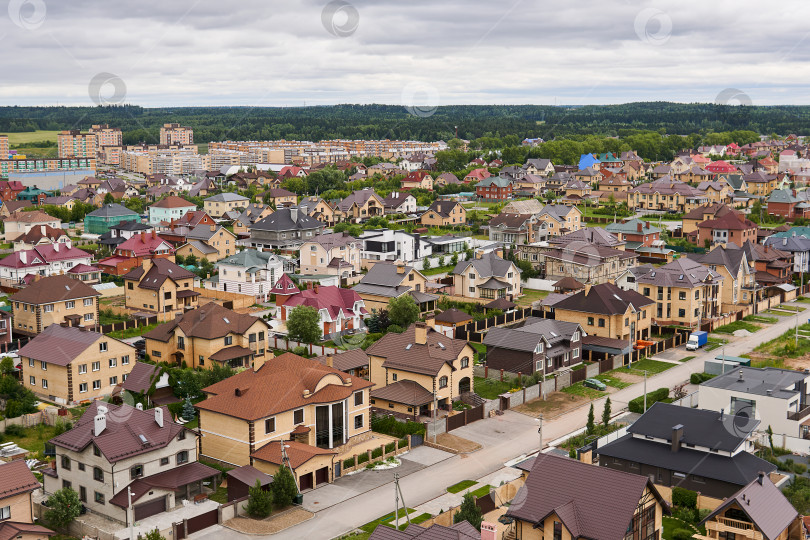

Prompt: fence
xmin=415 ymin=476 xmax=525 ymax=529
xmin=194 ymin=287 xmax=255 ymax=310
xmin=671 ymin=390 xmax=700 ymax=408
xmin=454 ymin=308 xmax=533 ymax=342
xmin=270 ymin=336 xmax=338 ymax=356
xmin=341 ymin=436 xmax=412 ymax=474
xmin=520 ymin=278 xmax=556 ymax=291
xmin=34 ymin=501 xmax=174 ymax=540
xmin=95 ymin=315 xmax=158 ymax=335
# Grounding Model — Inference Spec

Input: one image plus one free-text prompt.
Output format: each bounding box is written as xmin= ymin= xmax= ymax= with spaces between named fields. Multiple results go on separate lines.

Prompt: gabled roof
xmin=0 ymin=459 xmax=41 ymax=498
xmin=115 ymin=232 xmax=174 ymax=256
xmin=311 ymin=349 xmax=370 ymax=372
xmin=476 ymin=175 xmax=511 ymax=188
xmin=483 ymin=318 xmax=581 ymax=353
xmin=205 ymin=192 xmax=249 ymax=203
xmin=251 ymin=440 xmax=335 ymax=469
xmin=426 ymin=200 xmax=463 ymax=218
xmin=268 ymin=273 xmax=299 ymax=295
xmin=368 ymin=522 xmax=479 ymax=540
xmin=9 ymin=274 xmax=100 ymax=304
xmin=635 ymin=257 xmax=724 ymax=287
xmin=550 ymin=227 xmax=623 ymax=248
xmin=87 ymin=203 xmax=139 ymax=218
xmin=216 ymin=249 xmax=282 ymax=273
xmin=5 ymin=210 xmax=57 ymax=224
xmin=452 ymin=251 xmax=514 ymax=279
xmin=151 ymin=195 xmax=196 ymax=209
xmin=337 ymin=189 xmax=383 ymax=212
xmin=122 ymin=258 xmax=195 ymax=290
xmin=698 ymin=211 xmax=757 ymax=231
xmin=605 ymin=219 xmax=661 ymax=235
xmin=366 ymin=323 xmax=469 ymax=377
xmin=18 ymin=324 xmax=127 ymax=366
xmin=143 ymin=302 xmax=268 ymax=343
xmin=284 ymin=285 xmax=366 ymax=320
xmin=251 ymin=208 xmax=323 ymax=232
xmin=121 ymin=361 xmax=164 ymax=394
xmin=688 ymin=244 xmax=748 ymax=276
xmin=434 ymin=308 xmax=473 ymax=324
xmin=0 ymin=522 xmax=53 ymax=540
xmin=371 ymin=380 xmax=434 ymax=406
xmin=554 ymin=282 xmax=653 ymax=315
xmin=305 ymin=231 xmax=358 ymax=251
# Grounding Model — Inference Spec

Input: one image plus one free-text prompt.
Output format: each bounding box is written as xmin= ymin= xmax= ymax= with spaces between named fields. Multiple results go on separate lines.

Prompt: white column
xmin=327 ymin=404 xmax=333 ymax=448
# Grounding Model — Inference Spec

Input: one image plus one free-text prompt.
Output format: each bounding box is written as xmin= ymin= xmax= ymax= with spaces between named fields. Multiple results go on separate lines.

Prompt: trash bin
xmin=294 ymin=493 xmax=303 ymax=505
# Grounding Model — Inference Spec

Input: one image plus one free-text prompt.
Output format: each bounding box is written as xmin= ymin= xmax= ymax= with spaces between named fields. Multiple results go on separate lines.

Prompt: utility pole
xmin=393 ymin=473 xmax=411 ymax=529
xmin=538 ymin=414 xmax=543 ymax=451
xmin=433 ymin=390 xmax=438 ymax=444
xmin=643 ymin=370 xmax=648 ymax=412
xmin=128 ymin=487 xmax=134 ymax=540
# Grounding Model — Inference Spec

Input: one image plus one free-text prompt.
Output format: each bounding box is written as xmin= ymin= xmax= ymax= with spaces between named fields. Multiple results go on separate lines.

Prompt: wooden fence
xmin=95 ymin=315 xmax=158 ymax=335
xmin=340 ymin=436 xmax=412 ymax=474
xmin=454 ymin=307 xmax=533 ymax=342
xmin=270 ymin=336 xmax=338 ymax=356
xmin=416 ymin=476 xmax=525 ymax=529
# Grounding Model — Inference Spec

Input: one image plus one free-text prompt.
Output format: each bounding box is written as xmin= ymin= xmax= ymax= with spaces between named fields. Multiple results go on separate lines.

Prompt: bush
xmin=398 ymin=437 xmax=408 ymax=449
xmin=628 ymin=388 xmax=669 ymax=413
xmin=271 ymin=466 xmax=298 ymax=508
xmin=357 ymin=453 xmax=369 ymax=464
xmin=4 ymin=424 xmax=24 ymax=436
xmin=343 ymin=457 xmax=355 ymax=469
xmin=795 ymin=462 xmax=808 ymax=475
xmin=371 ymin=447 xmax=383 ymax=459
xmin=387 ymin=324 xmax=404 ymax=334
xmin=44 ymin=487 xmax=81 ymax=529
xmin=672 ymin=487 xmax=698 ymax=509
xmin=244 ymin=479 xmax=273 ymax=518
xmin=672 ymin=529 xmax=694 ymax=540
xmin=690 ymin=372 xmax=716 ymax=384
xmin=292 ymin=346 xmax=309 ymax=356
xmin=385 ymin=442 xmax=395 ymax=453
xmin=672 ymin=506 xmax=697 ymax=523
xmin=371 ymin=415 xmax=425 ymax=438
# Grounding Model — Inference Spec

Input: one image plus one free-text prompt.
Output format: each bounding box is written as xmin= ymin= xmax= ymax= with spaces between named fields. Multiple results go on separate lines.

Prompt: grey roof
xmin=87 ymin=203 xmax=139 ymax=218
xmin=687 ymin=244 xmax=748 ymax=277
xmin=538 ymin=204 xmax=577 ymax=222
xmin=452 ymin=251 xmax=514 ymax=279
xmin=550 ymin=227 xmax=623 ymax=248
xmin=483 ymin=318 xmax=581 ymax=353
xmin=205 ymin=192 xmax=249 ymax=202
xmin=353 ymin=283 xmax=411 ymax=298
xmin=763 ymin=234 xmax=810 ymax=253
xmin=184 ymin=240 xmax=217 ymax=255
xmin=701 ymin=366 xmax=807 ymax=400
xmin=337 ymin=189 xmax=382 ymax=212
xmin=524 ymin=158 xmax=552 ymax=170
xmin=359 ymin=262 xmax=412 ymax=288
xmin=307 ymin=231 xmax=358 ymax=250
xmin=111 ymin=221 xmax=151 ymax=232
xmin=628 ymin=402 xmax=756 ymax=452
xmin=186 ymin=224 xmax=222 ymax=241
xmin=216 ymin=249 xmax=281 ymax=273
xmin=251 ymin=207 xmax=323 ymax=232
xmin=605 ymin=219 xmax=661 ymax=235
xmin=635 ymin=257 xmax=723 ymax=287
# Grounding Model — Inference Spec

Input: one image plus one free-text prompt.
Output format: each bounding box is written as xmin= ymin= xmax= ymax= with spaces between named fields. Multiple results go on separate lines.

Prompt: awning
xmin=776 ymin=283 xmax=797 ymax=292
xmin=110 ymin=462 xmax=219 ymax=507
xmin=209 ymin=346 xmax=253 ymax=361
xmin=176 ymin=290 xmax=201 ymax=298
xmin=582 ymin=335 xmax=632 ymax=355
xmin=478 ymin=277 xmax=509 ymax=290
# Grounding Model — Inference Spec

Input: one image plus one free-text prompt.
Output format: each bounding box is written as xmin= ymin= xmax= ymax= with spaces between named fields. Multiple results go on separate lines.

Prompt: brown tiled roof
xmin=143 ymin=302 xmax=268 ymax=343
xmin=698 ymin=211 xmax=757 ymax=231
xmin=488 ymin=213 xmax=533 ymax=229
xmin=15 ymin=224 xmax=67 ymax=244
xmin=9 ymin=274 xmax=100 ymax=304
xmin=426 ymin=200 xmax=461 ymax=218
xmin=368 ymin=522 xmax=479 ymax=540
xmin=120 ymin=362 xmax=162 ymax=394
xmin=366 ymin=323 xmax=470 ymax=376
xmin=226 ymin=465 xmax=273 ymax=488
xmin=554 ymin=282 xmax=654 ymax=316
xmin=195 ymin=352 xmax=373 ymax=421
xmin=18 ymin=325 xmax=128 ymax=366
xmin=250 ymin=440 xmax=335 ymax=469
xmin=434 ymin=308 xmax=472 ymax=324
xmin=312 ymin=349 xmax=370 ymax=372
xmin=151 ymin=195 xmax=195 ymax=209
xmin=0 ymin=522 xmax=53 ymax=540
xmin=506 ymin=453 xmax=667 ymax=539
xmin=0 ymin=460 xmax=41 ymax=498
xmin=109 ymin=462 xmax=218 ymax=507
xmin=5 ymin=210 xmax=56 ymax=224
xmin=683 ymin=203 xmax=735 ymax=220
xmin=49 ymin=402 xmax=187 ymax=463
xmin=209 ymin=345 xmax=253 ymax=361
xmin=553 ymin=276 xmax=584 ymax=290
xmin=371 ymin=380 xmax=434 ymax=406
xmin=122 ymin=258 xmax=195 ymax=290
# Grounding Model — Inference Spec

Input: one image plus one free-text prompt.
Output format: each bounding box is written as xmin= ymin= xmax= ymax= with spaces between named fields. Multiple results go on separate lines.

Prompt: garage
xmin=299 ymin=472 xmax=314 ymax=491
xmin=315 ymin=466 xmax=329 ymax=486
xmin=134 ymin=497 xmax=166 ymax=521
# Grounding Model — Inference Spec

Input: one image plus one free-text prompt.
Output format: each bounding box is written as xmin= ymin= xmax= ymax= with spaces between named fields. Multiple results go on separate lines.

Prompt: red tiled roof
xmin=284 ymin=285 xmax=364 ymax=319
xmin=151 ymin=195 xmax=195 ymax=209
xmin=0 ymin=460 xmax=41 ymax=498
xmin=250 ymin=440 xmax=335 ymax=469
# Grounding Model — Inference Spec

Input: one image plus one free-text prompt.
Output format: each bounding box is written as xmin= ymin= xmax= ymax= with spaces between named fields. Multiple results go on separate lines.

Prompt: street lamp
xmin=282 ymin=444 xmax=301 ymax=496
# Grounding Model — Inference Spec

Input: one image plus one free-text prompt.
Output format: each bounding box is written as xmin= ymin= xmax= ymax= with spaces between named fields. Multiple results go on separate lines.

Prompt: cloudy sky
xmin=1 ymin=0 xmax=809 ymax=107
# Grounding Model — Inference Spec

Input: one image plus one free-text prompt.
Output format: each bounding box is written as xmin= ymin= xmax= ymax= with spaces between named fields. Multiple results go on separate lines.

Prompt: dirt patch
xmin=435 ymin=432 xmax=482 ymax=453
xmin=512 ymin=391 xmax=590 ymax=417
xmin=612 ymin=371 xmax=643 ymax=384
xmin=224 ymin=507 xmax=313 ymax=535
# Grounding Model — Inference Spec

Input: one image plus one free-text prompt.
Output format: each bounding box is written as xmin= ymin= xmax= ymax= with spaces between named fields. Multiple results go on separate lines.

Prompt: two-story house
xmin=359 ymin=229 xmax=432 ymax=265
xmin=536 ymin=204 xmax=583 ymax=237
xmin=263 ymin=188 xmax=297 ymax=208
xmin=696 ymin=211 xmax=758 ymax=247
xmin=19 ymin=324 xmax=136 ymax=405
xmin=205 ymin=249 xmax=285 ymax=302
xmin=382 ymin=192 xmax=417 ymax=215
xmin=0 ymin=244 xmax=93 ymax=287
xmin=334 ymin=189 xmax=385 ymax=222
xmin=475 ymin=176 xmax=512 ymax=201
xmin=488 ymin=214 xmax=541 ymax=245
xmin=9 ymin=274 xmax=100 ymax=336
xmin=299 ymin=232 xmax=361 ymax=280
xmin=452 ymin=250 xmax=521 ymax=300
xmin=249 ymin=207 xmax=325 ymax=250
xmin=177 ymin=224 xmax=237 ymax=263
xmin=97 ymin=230 xmax=176 ymax=276
xmin=3 ymin=211 xmax=60 ymax=242
xmin=276 ymin=281 xmax=367 ymax=338
xmin=483 ymin=318 xmax=583 ymax=376
xmin=143 ymin=302 xmax=271 ymax=369
xmin=195 ymin=352 xmax=373 ymax=490
xmin=366 ymin=322 xmax=474 ymax=416
xmin=354 ymin=262 xmax=437 ymax=313
xmin=44 ymin=402 xmax=217 ymax=524
xmin=688 ymin=244 xmax=755 ymax=308
xmin=203 ymin=193 xmax=249 ymax=218
xmin=148 ymin=196 xmax=197 ymax=226
xmin=0 ymin=460 xmax=53 ymax=540
xmin=123 ymin=258 xmax=200 ymax=316
xmin=420 ymin=200 xmax=467 ymax=228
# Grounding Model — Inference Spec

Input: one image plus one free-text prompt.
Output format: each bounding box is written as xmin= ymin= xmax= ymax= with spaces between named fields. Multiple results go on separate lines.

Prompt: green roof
xmin=770 ymin=226 xmax=810 ymax=239
xmin=605 ymin=218 xmax=661 ymax=235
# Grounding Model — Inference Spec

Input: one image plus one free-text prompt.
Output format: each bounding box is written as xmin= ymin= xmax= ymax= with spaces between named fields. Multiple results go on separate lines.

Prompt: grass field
xmin=516 ymin=288 xmax=549 ymax=306
xmin=562 ymin=381 xmax=606 ymax=399
xmin=712 ymin=320 xmax=760 ymax=334
xmin=473 ymin=377 xmax=514 ymax=399
xmin=447 ymin=480 xmax=476 ymax=493
xmin=617 ymin=358 xmax=676 ymax=375
xmin=743 ymin=314 xmax=778 ymax=324
xmin=7 ymin=130 xmax=60 ymax=145
xmin=594 ymin=373 xmax=631 ymax=389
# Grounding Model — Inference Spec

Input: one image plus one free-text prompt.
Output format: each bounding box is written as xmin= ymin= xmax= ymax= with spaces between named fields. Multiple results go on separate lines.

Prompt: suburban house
xmin=463 ymin=168 xmax=491 ymax=183
xmin=9 ymin=274 xmax=100 ymax=336
xmin=118 ymin=361 xmax=177 ymax=406
xmin=682 ymin=204 xmax=738 ymax=234
xmin=695 ymin=474 xmax=803 ymax=540
xmin=276 ymin=280 xmax=368 ymax=338
xmin=366 ymin=322 xmax=474 ymax=416
xmin=536 ymin=204 xmax=583 ymax=236
xmin=628 ymin=178 xmax=705 ymax=213
xmin=299 ymin=232 xmax=361 ymax=280
xmin=13 ymin=224 xmax=69 ymax=251
xmin=597 ymin=402 xmax=776 ymax=500
xmin=688 ymin=244 xmax=756 ymax=308
xmin=195 ymin=352 xmax=373 ymax=490
xmin=249 ymin=207 xmax=325 ymax=250
xmin=359 ymin=229 xmax=432 ymax=266
xmin=203 ymin=192 xmax=249 ymax=218
xmin=452 ymin=251 xmax=521 ymax=300
xmin=354 ymin=262 xmax=437 ymax=313
xmin=763 ymin=234 xmax=810 ymax=275
xmin=697 ymin=366 xmax=810 ymax=439
xmin=122 ymin=258 xmax=200 ymax=316
xmin=3 ymin=211 xmax=61 ymax=242
xmin=483 ymin=318 xmax=583 ymax=376
xmin=0 ymin=460 xmax=53 ymax=540
xmin=263 ymin=188 xmax=297 ymax=207
xmin=524 ymin=158 xmax=555 ymax=175
xmin=204 ymin=249 xmax=285 ymax=301
xmin=232 ymin=203 xmax=274 ymax=235
xmin=44 ymin=402 xmax=217 ymax=524
xmin=420 ymin=200 xmax=467 ymax=227
xmin=84 ymin=204 xmax=139 ymax=235
xmin=335 ymin=189 xmax=385 ymax=221
xmin=382 ymin=192 xmax=417 ymax=215
xmin=400 ymin=171 xmax=434 ymax=191
xmin=176 ymin=224 xmax=237 ymax=263
xmin=475 ymin=176 xmax=512 ymax=201
xmin=0 ymin=244 xmax=93 ymax=286
xmin=97 ymin=230 xmax=176 ymax=276
xmin=148 ymin=196 xmax=197 ymax=225
xmin=554 ymin=282 xmax=654 ymax=343
xmin=19 ymin=324 xmax=136 ymax=405
xmin=312 ymin=350 xmax=370 ymax=378
xmin=517 ymin=242 xmax=637 ymax=285
xmin=741 ymin=240 xmax=793 ymax=287
xmin=507 ymin=454 xmax=668 ymax=540
xmin=767 ymin=189 xmax=810 ymax=219
xmin=635 ymin=257 xmax=724 ymax=327
xmin=605 ymin=219 xmax=662 ymax=253
xmin=143 ymin=302 xmax=271 ymax=369
xmin=487 ymin=213 xmax=541 ymax=245
xmin=696 ymin=211 xmax=758 ymax=247
xmin=98 ymin=221 xmax=154 ymax=251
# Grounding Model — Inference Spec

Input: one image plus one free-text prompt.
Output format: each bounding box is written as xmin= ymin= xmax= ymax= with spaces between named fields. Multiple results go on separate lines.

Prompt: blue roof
xmin=578 ymin=154 xmax=601 ymax=170
xmin=770 ymin=226 xmax=810 ymax=239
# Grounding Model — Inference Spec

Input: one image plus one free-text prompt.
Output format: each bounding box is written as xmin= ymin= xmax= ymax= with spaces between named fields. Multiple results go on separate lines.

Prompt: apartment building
xmin=9 ymin=275 xmax=100 ymax=336
xmin=159 ymin=123 xmax=194 ymax=146
xmin=0 ymin=158 xmax=96 ymax=178
xmin=57 ymin=130 xmax=96 ymax=159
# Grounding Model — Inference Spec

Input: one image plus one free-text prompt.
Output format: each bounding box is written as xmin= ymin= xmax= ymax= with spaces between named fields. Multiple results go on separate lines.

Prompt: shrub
xmin=795 ymin=462 xmax=808 ymax=475
xmin=372 ymin=447 xmax=383 ymax=459
xmin=292 ymin=346 xmax=309 ymax=356
xmin=244 ymin=480 xmax=273 ymax=518
xmin=385 ymin=442 xmax=395 ymax=453
xmin=371 ymin=414 xmax=425 ymax=438
xmin=343 ymin=457 xmax=355 ymax=469
xmin=44 ymin=487 xmax=81 ymax=529
xmin=398 ymin=438 xmax=408 ymax=449
xmin=271 ymin=466 xmax=298 ymax=508
xmin=672 ymin=529 xmax=694 ymax=540
xmin=4 ymin=424 xmax=24 ymax=437
xmin=628 ymin=388 xmax=669 ymax=413
xmin=357 ymin=453 xmax=369 ymax=464
xmin=387 ymin=324 xmax=404 ymax=334
xmin=690 ymin=372 xmax=716 ymax=384
xmin=672 ymin=486 xmax=698 ymax=509
xmin=672 ymin=506 xmax=697 ymax=523
xmin=145 ymin=530 xmax=166 ymax=540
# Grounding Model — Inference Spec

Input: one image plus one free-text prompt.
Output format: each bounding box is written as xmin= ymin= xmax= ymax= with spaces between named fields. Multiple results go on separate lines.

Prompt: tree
xmin=453 ymin=492 xmax=483 ymax=531
xmin=450 ymin=252 xmax=459 ymax=266
xmin=586 ymin=403 xmax=595 ymax=435
xmin=388 ymin=295 xmax=420 ymax=329
xmin=181 ymin=398 xmax=196 ymax=421
xmin=602 ymin=397 xmax=611 ymax=426
xmin=174 ymin=254 xmax=185 ymax=265
xmin=45 ymin=487 xmax=81 ymax=529
xmin=244 ymin=479 xmax=273 ymax=518
xmin=287 ymin=305 xmax=322 ymax=344
xmin=438 ymin=255 xmax=445 ymax=267
xmin=767 ymin=424 xmax=775 ymax=453
xmin=365 ymin=309 xmax=391 ymax=333
xmin=271 ymin=465 xmax=298 ymax=508
xmin=185 ymin=254 xmax=198 ymax=266
xmin=103 ymin=193 xmax=114 ymax=205
xmin=145 ymin=530 xmax=167 ymax=540
xmin=0 ymin=357 xmax=13 ymax=376
xmin=423 ymin=257 xmax=431 ymax=270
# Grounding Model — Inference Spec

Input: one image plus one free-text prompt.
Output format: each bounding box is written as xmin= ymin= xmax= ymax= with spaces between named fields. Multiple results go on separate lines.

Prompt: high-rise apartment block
xmin=160 ymin=123 xmax=194 ymax=146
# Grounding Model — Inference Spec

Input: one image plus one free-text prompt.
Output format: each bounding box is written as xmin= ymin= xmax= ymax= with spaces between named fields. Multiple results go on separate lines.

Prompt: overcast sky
xmin=2 ymin=0 xmax=809 ymax=107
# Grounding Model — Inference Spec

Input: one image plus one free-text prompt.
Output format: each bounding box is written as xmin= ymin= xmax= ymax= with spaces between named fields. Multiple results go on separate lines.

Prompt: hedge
xmin=357 ymin=453 xmax=370 ymax=465
xmin=343 ymin=457 xmax=355 ymax=469
xmin=385 ymin=442 xmax=396 ymax=453
xmin=372 ymin=447 xmax=383 ymax=459
xmin=690 ymin=372 xmax=716 ymax=384
xmin=672 ymin=487 xmax=697 ymax=509
xmin=371 ymin=414 xmax=426 ymax=438
xmin=628 ymin=388 xmax=669 ymax=413
xmin=398 ymin=438 xmax=408 ymax=449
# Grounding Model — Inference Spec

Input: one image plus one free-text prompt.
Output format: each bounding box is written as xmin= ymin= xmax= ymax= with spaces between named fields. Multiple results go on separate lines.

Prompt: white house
xmin=0 ymin=243 xmax=93 ymax=285
xmin=205 ymin=249 xmax=285 ymax=302
xmin=359 ymin=228 xmax=433 ymax=265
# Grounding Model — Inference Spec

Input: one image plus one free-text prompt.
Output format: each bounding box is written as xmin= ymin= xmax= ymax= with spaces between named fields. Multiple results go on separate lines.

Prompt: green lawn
xmin=410 ymin=513 xmax=433 ymax=525
xmin=4 ymin=423 xmax=65 ymax=458
xmin=7 ymin=130 xmax=60 ymax=145
xmin=662 ymin=517 xmax=702 ymax=540
xmin=743 ymin=314 xmax=778 ymax=324
xmin=617 ymin=359 xmax=675 ymax=375
xmin=795 ymin=296 xmax=810 ymax=303
xmin=447 ymin=480 xmax=476 ymax=494
xmin=516 ymin=288 xmax=550 ymax=307
xmin=359 ymin=508 xmax=416 ymax=533
xmin=469 ymin=484 xmax=493 ymax=498
xmin=421 ymin=264 xmax=456 ymax=276
xmin=704 ymin=337 xmax=727 ymax=352
xmin=474 ymin=377 xmax=514 ymax=399
xmin=107 ymin=322 xmax=159 ymax=339
xmin=562 ymin=382 xmax=606 ymax=399
xmin=594 ymin=373 xmax=630 ymax=389
xmin=680 ymin=355 xmax=696 ymax=363
xmin=762 ymin=309 xmax=791 ymax=316
xmin=776 ymin=304 xmax=806 ymax=312
xmin=470 ymin=342 xmax=486 ymax=364
xmin=712 ymin=321 xmax=760 ymax=335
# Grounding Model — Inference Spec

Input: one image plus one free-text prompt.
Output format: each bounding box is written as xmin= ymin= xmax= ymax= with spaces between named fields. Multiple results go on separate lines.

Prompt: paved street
xmin=195 ymin=302 xmax=805 ymax=540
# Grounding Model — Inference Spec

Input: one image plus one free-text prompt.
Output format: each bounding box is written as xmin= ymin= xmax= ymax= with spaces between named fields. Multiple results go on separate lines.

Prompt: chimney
xmin=414 ymin=321 xmax=428 ymax=345
xmin=739 ymin=369 xmax=744 ymax=381
xmin=637 ymin=222 xmax=642 ymax=233
xmin=210 ymin=224 xmax=216 ymax=232
xmin=397 ymin=264 xmax=406 ymax=274
xmin=783 ymin=237 xmax=787 ymax=246
xmin=671 ymin=424 xmax=684 ymax=452
xmin=155 ymin=407 xmax=164 ymax=428
xmin=475 ymin=249 xmax=484 ymax=259
xmin=302 ymin=388 xmax=311 ymax=398
xmin=152 ymin=230 xmax=156 ymax=239
xmin=313 ymin=282 xmax=320 ymax=294
xmin=290 ymin=207 xmax=298 ymax=222
xmin=94 ymin=408 xmax=107 ymax=436
xmin=480 ymin=522 xmax=497 ymax=540
xmin=136 ymin=403 xmax=143 ymax=410
xmin=53 ymin=242 xmax=59 ymax=252
xmin=140 ymin=231 xmax=146 ymax=243
xmin=20 ymin=252 xmax=26 ymax=264
xmin=326 ymin=354 xmax=334 ymax=368
xmin=757 ymin=471 xmax=765 ymax=485
xmin=253 ymin=356 xmax=266 ymax=372
xmin=142 ymin=258 xmax=153 ymax=273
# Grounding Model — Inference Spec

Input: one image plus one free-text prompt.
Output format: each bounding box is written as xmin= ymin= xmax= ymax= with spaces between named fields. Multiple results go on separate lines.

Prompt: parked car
xmin=583 ymin=378 xmax=606 ymax=391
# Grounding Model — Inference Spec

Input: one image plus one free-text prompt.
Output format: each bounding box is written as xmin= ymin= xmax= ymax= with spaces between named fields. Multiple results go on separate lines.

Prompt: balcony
xmin=788 ymin=404 xmax=810 ymax=421
xmin=692 ymin=517 xmax=762 ymax=540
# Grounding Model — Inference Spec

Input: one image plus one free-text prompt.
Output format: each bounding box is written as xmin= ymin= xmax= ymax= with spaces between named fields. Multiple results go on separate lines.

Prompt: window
xmin=679 ymin=291 xmax=686 ymax=301
xmin=572 ymin=331 xmax=580 ymax=341
xmin=178 ymin=336 xmax=185 ymax=350
xmin=678 ymin=308 xmax=685 ymax=317
xmin=160 ymin=457 xmax=169 ymax=466
xmin=643 ymin=287 xmax=650 ymax=296
xmin=598 ymin=319 xmax=605 ymax=328
xmin=461 ymin=357 xmax=469 ymax=369
xmin=469 ymin=287 xmax=475 ymax=293
xmin=109 ymin=376 xmax=117 ymax=385
xmin=92 ymin=380 xmax=101 ymax=390
xmin=66 ymin=301 xmax=75 ymax=309
xmin=40 ymin=361 xmax=47 ymax=371
xmin=94 ymin=492 xmax=105 ymax=504
xmin=79 ymin=486 xmax=87 ymax=502
xmin=354 ymin=392 xmax=363 ymax=406
xmin=131 ymin=465 xmax=143 ymax=479
xmin=439 ymin=376 xmax=448 ymax=388
xmin=78 ymin=364 xmax=87 ymax=374
xmin=293 ymin=409 xmax=304 ymax=425
xmin=122 ymin=355 xmax=129 ymax=365
xmin=127 ymin=282 xmax=133 ymax=290
xmin=28 ymin=358 xmax=33 ymax=367
xmin=153 ymin=351 xmax=162 ymax=358
xmin=388 ymin=403 xmax=394 ymax=408
xmin=93 ymin=467 xmax=103 ymax=482
xmin=354 ymin=414 xmax=363 ymax=429
xmin=573 ymin=348 xmax=579 ymax=359
xmin=587 ymin=317 xmax=594 ymax=325
xmin=43 ymin=304 xmax=53 ymax=313
xmin=625 ymin=317 xmax=629 ymax=327
xmin=695 ymin=290 xmax=700 ymax=299
xmin=177 ymin=451 xmax=189 ymax=464
xmin=392 ymin=373 xmax=398 ymax=382
xmin=108 ymin=358 xmax=116 ymax=368
xmin=178 ymin=430 xmax=185 ymax=440
xmin=554 ymin=522 xmax=562 ymax=540
xmin=224 ymin=336 xmax=233 ymax=346
xmin=79 ymin=383 xmax=87 ymax=393
xmin=731 ymin=397 xmax=756 ymax=417
xmin=42 ymin=379 xmax=48 ymax=389
xmin=84 ymin=313 xmax=93 ymax=321
xmin=61 ymin=456 xmax=71 ymax=470
xmin=99 ymin=342 xmax=107 ymax=353
xmin=265 ymin=418 xmax=275 ymax=434
xmin=199 ymin=356 xmax=204 ymax=366
xmin=84 ymin=298 xmax=93 ymax=306
xmin=92 ymin=361 xmax=100 ymax=372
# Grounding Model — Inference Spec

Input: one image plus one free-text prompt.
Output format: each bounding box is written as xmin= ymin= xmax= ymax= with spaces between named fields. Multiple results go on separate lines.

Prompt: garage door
xmin=299 ymin=472 xmax=313 ymax=491
xmin=134 ymin=497 xmax=166 ymax=521
xmin=315 ymin=467 xmax=329 ymax=485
